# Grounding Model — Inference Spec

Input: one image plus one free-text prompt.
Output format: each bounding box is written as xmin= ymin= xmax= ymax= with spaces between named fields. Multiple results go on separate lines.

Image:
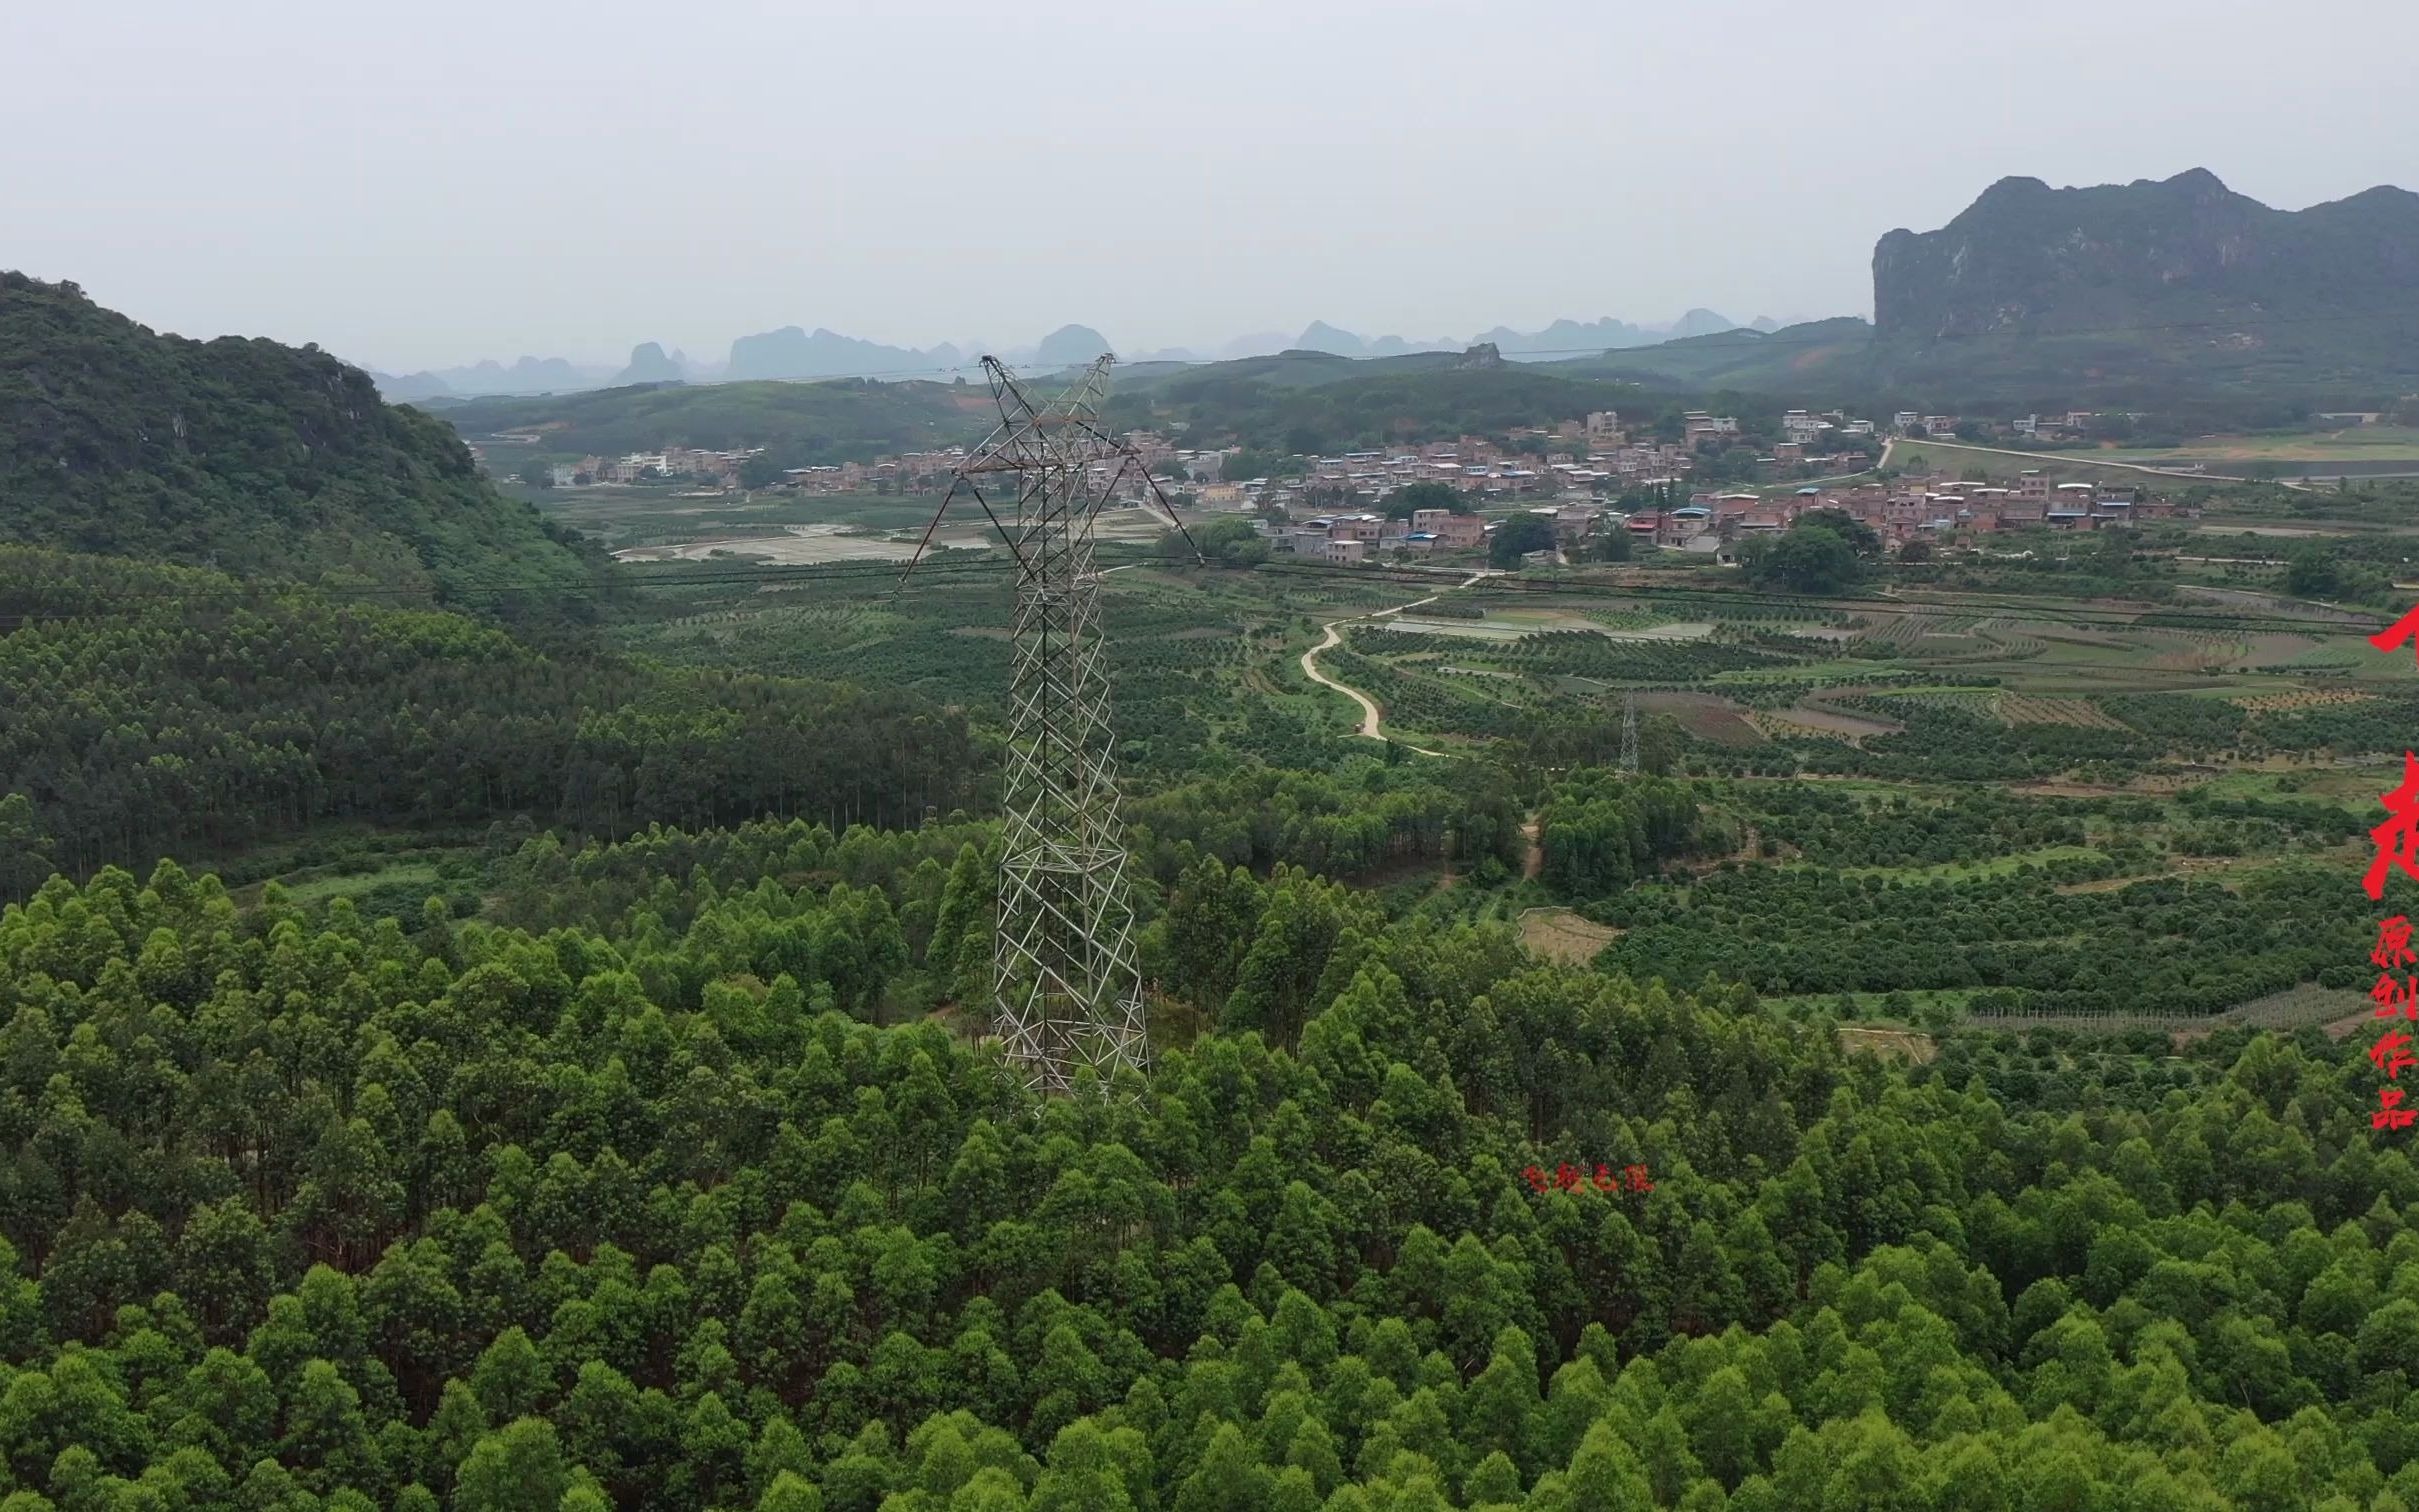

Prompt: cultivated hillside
xmin=0 ymin=272 xmax=593 ymax=601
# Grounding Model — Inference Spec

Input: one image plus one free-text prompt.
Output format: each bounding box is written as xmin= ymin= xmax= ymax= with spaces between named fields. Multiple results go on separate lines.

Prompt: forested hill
xmin=0 ymin=547 xmax=981 ymax=892
xmin=0 ymin=272 xmax=593 ymax=604
xmin=434 ymin=378 xmax=986 ymax=468
xmin=1873 ymin=169 xmax=2419 ymax=345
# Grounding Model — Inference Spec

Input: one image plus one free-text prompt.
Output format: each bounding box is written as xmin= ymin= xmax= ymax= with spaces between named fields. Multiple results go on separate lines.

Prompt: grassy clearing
xmin=1836 ymin=1026 xmax=1940 ymax=1063
xmin=2093 ymin=425 xmax=2419 ymax=464
xmin=1518 ymin=907 xmax=1620 ymax=966
xmin=267 ymin=861 xmax=444 ymax=904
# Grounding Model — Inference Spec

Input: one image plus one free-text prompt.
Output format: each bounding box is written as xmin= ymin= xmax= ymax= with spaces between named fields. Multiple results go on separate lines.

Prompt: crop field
xmin=1640 ymin=690 xmax=1766 ymax=746
xmin=2091 ymin=424 xmax=2419 ymax=464
xmin=582 ymin=537 xmax=2419 ymax=1038
xmin=531 ymin=487 xmax=955 ymax=546
xmin=2229 ymin=687 xmax=2379 ymax=712
xmin=1997 ymin=693 xmax=2131 ymax=728
xmin=615 ymin=522 xmax=994 ymax=564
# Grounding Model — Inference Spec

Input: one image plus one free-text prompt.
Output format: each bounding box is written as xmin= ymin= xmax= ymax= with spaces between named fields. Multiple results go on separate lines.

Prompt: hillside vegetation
xmin=0 ymin=281 xmax=984 ymax=891
xmin=433 ymin=380 xmax=986 ymax=468
xmin=0 ymin=549 xmax=979 ymax=887
xmin=0 ymin=273 xmax=593 ymax=605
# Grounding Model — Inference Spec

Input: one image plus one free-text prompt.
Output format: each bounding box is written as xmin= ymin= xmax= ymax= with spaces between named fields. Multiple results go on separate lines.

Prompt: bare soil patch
xmin=1640 ymin=691 xmax=1764 ymax=747
xmin=1837 ymin=1026 xmax=1938 ymax=1063
xmin=1519 ymin=907 xmax=1619 ymax=966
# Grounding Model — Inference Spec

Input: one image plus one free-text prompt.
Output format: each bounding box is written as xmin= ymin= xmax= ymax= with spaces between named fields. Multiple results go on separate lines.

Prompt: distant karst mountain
xmin=1218 ymin=331 xmax=1292 ymax=361
xmin=1875 ymin=168 xmax=2419 ymax=346
xmin=1276 ymin=312 xmax=1753 ymax=363
xmin=611 ymin=342 xmax=685 ymax=387
xmin=726 ymin=326 xmax=965 ymax=382
xmin=1293 ymin=321 xmax=1372 ymax=358
xmin=1464 ymin=312 xmax=1748 ymax=359
xmin=1596 ymin=169 xmax=2419 ymax=405
xmin=1029 ymin=324 xmax=1113 ymax=369
xmin=1291 ymin=322 xmax=1458 ymax=359
xmin=427 ymin=355 xmax=613 ymax=398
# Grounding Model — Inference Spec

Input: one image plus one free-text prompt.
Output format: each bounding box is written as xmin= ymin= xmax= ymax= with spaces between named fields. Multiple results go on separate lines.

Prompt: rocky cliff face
xmin=1873 ymin=169 xmax=2419 ymax=343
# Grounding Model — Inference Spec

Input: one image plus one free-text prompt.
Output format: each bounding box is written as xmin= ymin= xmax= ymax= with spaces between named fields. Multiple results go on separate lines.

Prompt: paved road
xmin=1297 ymin=570 xmax=1493 ymax=752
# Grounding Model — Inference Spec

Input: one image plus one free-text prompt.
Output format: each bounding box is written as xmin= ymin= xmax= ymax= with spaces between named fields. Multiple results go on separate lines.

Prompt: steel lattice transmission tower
xmin=1619 ymin=692 xmax=1640 ymax=776
xmin=903 ymin=355 xmax=1193 ymax=1096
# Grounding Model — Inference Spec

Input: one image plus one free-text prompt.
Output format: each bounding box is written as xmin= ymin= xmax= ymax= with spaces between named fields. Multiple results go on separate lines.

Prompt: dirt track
xmin=1297 ymin=570 xmax=1493 ymax=752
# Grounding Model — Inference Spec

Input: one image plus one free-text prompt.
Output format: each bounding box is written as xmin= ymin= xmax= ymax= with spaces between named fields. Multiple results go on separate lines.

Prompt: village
xmin=513 ymin=400 xmax=2195 ymax=567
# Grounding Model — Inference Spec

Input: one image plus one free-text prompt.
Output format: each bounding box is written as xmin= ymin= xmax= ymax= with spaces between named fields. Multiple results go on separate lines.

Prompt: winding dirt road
xmin=1297 ymin=570 xmax=1491 ymax=754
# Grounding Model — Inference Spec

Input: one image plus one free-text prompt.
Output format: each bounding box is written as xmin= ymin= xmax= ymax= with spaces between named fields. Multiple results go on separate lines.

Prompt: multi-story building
xmin=1551 ymin=503 xmax=1603 ymax=543
xmin=1429 ymin=513 xmax=1486 ymax=549
xmin=1683 ymin=411 xmax=1740 ymax=446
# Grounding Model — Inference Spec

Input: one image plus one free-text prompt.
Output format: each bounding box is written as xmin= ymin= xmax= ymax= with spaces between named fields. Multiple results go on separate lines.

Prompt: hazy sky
xmin=10 ymin=0 xmax=2416 ymax=372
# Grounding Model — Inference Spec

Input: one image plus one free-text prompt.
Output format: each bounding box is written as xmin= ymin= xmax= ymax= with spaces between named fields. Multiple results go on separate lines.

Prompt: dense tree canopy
xmin=1740 ymin=519 xmax=1870 ymax=595
xmin=0 ymin=550 xmax=979 ymax=890
xmin=5 ymin=828 xmax=2419 ymax=1512
xmin=1489 ymin=518 xmax=1556 ymax=569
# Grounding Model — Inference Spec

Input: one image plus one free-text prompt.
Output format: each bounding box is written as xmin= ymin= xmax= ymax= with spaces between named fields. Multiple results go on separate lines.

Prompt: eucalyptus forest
xmin=10 ymin=268 xmax=2419 ymax=1512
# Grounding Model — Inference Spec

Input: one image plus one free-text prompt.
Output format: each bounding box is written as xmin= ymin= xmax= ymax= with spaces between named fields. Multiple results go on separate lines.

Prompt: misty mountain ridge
xmin=367 ymin=354 xmax=620 ymax=402
xmin=611 ymin=342 xmax=686 ymax=387
xmin=366 ymin=305 xmax=1784 ymax=401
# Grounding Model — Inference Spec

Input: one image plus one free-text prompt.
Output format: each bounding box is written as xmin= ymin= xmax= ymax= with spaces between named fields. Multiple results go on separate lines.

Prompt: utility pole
xmin=904 ymin=355 xmax=1193 ymax=1095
